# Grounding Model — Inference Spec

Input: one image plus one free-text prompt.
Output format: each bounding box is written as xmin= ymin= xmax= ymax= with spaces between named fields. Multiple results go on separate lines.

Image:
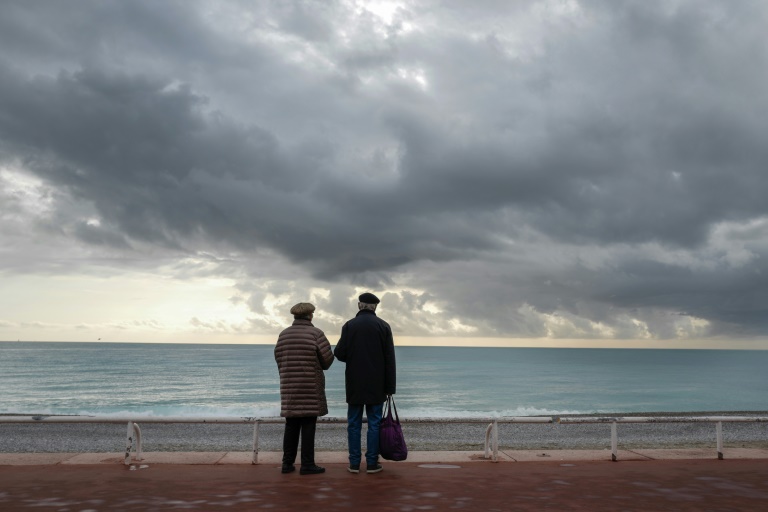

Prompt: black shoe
xmin=300 ymin=465 xmax=325 ymax=475
xmin=367 ymin=463 xmax=383 ymax=474
xmin=348 ymin=464 xmax=360 ymax=474
xmin=281 ymin=464 xmax=295 ymax=474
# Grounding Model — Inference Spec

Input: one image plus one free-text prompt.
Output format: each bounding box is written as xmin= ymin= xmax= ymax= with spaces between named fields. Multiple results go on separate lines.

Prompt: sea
xmin=1 ymin=342 xmax=767 ymax=418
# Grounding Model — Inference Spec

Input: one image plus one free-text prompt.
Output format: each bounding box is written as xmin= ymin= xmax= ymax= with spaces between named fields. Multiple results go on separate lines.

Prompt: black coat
xmin=334 ymin=310 xmax=396 ymax=404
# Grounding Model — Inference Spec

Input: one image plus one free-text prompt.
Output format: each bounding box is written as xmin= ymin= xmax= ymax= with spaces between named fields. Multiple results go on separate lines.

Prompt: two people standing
xmin=273 ymin=292 xmax=396 ymax=475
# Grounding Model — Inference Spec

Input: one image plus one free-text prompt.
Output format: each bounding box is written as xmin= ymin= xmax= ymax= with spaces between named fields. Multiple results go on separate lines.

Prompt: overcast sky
xmin=1 ymin=0 xmax=767 ymax=347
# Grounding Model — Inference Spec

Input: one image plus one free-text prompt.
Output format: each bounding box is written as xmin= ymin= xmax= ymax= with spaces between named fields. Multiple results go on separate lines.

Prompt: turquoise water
xmin=1 ymin=342 xmax=766 ymax=417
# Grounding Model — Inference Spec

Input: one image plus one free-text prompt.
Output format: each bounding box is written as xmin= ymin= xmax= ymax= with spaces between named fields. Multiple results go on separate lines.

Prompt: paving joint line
xmin=499 ymin=449 xmax=517 ymax=462
xmin=58 ymin=454 xmax=77 ymax=465
xmin=625 ymin=449 xmax=654 ymax=460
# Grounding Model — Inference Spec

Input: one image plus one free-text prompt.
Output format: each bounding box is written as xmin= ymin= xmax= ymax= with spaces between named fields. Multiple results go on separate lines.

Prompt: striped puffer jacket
xmin=274 ymin=319 xmax=334 ymax=417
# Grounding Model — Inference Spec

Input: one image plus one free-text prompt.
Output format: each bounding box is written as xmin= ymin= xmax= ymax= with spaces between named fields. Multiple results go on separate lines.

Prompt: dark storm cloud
xmin=2 ymin=0 xmax=768 ymax=339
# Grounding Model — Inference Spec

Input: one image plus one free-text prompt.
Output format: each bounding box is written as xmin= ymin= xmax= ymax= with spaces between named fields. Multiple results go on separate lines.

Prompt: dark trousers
xmin=282 ymin=416 xmax=318 ymax=467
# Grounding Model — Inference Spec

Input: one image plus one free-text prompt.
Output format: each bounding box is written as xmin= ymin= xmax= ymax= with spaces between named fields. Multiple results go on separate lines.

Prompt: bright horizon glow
xmin=3 ymin=273 xmax=767 ymax=349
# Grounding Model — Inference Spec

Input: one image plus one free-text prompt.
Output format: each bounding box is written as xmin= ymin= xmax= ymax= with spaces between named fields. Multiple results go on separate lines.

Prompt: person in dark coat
xmin=274 ymin=302 xmax=334 ymax=475
xmin=334 ymin=292 xmax=396 ymax=474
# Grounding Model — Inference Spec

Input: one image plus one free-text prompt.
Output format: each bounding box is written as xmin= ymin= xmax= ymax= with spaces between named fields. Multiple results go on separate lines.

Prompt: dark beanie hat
xmin=358 ymin=292 xmax=380 ymax=304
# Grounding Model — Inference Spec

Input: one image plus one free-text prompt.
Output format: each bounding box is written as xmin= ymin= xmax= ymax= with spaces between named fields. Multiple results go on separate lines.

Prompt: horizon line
xmin=2 ymin=337 xmax=768 ymax=350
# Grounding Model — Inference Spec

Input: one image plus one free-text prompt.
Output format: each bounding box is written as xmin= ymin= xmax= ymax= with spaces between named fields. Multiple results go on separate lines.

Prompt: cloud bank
xmin=1 ymin=0 xmax=767 ymax=343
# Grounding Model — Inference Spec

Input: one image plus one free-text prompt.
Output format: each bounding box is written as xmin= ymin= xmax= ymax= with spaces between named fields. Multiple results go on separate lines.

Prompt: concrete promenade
xmin=2 ymin=449 xmax=768 ymax=510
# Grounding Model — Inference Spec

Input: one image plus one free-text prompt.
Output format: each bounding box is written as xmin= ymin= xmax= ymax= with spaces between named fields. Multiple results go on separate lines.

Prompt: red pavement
xmin=2 ymin=460 xmax=768 ymax=511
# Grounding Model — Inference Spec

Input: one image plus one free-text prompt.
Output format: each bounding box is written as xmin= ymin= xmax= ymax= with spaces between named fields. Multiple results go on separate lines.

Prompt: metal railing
xmin=2 ymin=415 xmax=765 ymax=465
xmin=558 ymin=416 xmax=768 ymax=461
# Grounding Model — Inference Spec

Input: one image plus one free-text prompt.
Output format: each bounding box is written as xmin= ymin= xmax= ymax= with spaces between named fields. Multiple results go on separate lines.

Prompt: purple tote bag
xmin=379 ymin=395 xmax=408 ymax=461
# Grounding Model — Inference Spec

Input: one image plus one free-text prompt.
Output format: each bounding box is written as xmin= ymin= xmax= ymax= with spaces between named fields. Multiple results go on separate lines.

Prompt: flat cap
xmin=358 ymin=292 xmax=380 ymax=304
xmin=290 ymin=302 xmax=315 ymax=316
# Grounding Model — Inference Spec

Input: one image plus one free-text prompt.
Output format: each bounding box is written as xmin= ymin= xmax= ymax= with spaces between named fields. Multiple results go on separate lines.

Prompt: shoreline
xmin=2 ymin=412 xmax=767 ymax=453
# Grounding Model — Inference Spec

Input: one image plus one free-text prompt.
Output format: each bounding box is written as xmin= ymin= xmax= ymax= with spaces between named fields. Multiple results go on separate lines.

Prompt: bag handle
xmin=386 ymin=395 xmax=400 ymax=423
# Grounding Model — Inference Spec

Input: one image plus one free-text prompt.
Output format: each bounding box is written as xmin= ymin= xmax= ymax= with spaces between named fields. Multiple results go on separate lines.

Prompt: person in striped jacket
xmin=274 ymin=302 xmax=334 ymax=475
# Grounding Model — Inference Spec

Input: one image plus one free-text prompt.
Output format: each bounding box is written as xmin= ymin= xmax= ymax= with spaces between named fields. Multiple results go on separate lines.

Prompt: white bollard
xmin=133 ymin=423 xmax=143 ymax=461
xmin=484 ymin=423 xmax=493 ymax=459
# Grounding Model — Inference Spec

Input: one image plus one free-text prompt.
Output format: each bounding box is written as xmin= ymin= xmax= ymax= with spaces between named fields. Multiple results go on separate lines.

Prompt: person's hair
xmin=358 ymin=302 xmax=377 ymax=312
xmin=293 ymin=313 xmax=313 ymax=320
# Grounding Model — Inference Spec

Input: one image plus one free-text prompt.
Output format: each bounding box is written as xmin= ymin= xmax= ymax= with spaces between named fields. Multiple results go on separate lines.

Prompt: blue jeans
xmin=347 ymin=403 xmax=383 ymax=467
